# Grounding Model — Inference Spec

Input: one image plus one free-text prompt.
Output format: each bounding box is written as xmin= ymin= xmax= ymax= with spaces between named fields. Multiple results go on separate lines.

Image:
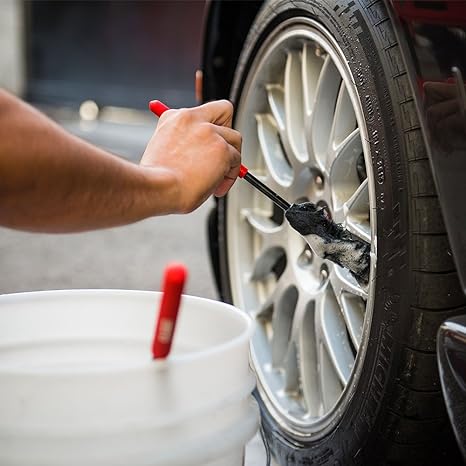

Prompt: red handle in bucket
xmin=152 ymin=263 xmax=187 ymax=359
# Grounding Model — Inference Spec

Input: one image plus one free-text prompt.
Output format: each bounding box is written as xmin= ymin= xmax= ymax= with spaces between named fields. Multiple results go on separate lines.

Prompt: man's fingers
xmin=214 ymin=124 xmax=242 ymax=153
xmin=214 ymin=147 xmax=241 ymax=197
xmin=215 ymin=152 xmax=241 ymax=197
xmin=209 ymin=124 xmax=241 ymax=178
xmin=151 ymin=99 xmax=242 ymax=203
xmin=191 ymin=100 xmax=234 ymax=127
xmin=214 ymin=177 xmax=236 ymax=197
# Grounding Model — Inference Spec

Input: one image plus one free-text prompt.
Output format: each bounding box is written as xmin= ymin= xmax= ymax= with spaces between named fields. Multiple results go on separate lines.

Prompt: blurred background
xmin=0 ymin=0 xmax=217 ymax=298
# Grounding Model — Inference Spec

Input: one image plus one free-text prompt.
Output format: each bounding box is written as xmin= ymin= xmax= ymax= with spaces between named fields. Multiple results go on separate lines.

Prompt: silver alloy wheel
xmin=227 ymin=18 xmax=377 ymax=437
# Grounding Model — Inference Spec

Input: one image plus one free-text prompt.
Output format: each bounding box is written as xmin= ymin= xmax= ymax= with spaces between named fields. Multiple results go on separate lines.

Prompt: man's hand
xmin=0 ymin=90 xmax=242 ymax=232
xmin=140 ymin=100 xmax=242 ymax=213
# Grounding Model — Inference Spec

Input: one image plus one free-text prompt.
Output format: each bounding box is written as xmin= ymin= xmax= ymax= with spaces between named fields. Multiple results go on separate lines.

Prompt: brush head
xmin=285 ymin=202 xmax=371 ymax=285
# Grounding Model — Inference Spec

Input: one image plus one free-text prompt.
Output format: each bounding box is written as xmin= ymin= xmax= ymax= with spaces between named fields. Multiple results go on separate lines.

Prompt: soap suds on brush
xmin=285 ymin=202 xmax=370 ymax=285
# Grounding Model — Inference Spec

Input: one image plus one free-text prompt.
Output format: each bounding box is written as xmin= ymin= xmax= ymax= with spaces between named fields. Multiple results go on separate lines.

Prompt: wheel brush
xmin=149 ymin=100 xmax=371 ymax=286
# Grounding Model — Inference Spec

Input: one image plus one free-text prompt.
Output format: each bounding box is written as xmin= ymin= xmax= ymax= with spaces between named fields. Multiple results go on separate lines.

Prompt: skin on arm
xmin=0 ymin=90 xmax=241 ymax=232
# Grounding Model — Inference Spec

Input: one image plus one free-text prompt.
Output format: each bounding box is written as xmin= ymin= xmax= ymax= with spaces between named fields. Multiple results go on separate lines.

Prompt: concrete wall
xmin=0 ymin=0 xmax=24 ymax=95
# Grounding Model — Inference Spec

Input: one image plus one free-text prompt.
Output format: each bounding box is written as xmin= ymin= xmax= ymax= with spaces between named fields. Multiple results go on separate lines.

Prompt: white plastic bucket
xmin=0 ymin=290 xmax=259 ymax=466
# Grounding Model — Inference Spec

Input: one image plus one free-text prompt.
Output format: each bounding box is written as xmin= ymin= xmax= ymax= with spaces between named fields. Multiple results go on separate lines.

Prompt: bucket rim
xmin=0 ymin=289 xmax=254 ymax=375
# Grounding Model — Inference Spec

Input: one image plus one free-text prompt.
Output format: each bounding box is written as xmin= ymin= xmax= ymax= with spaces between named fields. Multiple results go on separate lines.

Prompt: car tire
xmin=216 ymin=0 xmax=465 ymax=465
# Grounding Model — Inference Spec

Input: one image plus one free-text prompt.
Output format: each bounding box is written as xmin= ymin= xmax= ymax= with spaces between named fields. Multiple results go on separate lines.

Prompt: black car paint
xmin=387 ymin=5 xmax=466 ymax=454
xmin=201 ymin=1 xmax=263 ymax=103
xmin=388 ymin=0 xmax=466 ymax=293
xmin=437 ymin=315 xmax=466 ymax=461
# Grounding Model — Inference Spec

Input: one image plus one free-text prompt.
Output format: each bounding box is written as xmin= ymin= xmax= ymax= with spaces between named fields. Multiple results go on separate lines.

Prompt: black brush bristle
xmin=285 ymin=202 xmax=371 ymax=285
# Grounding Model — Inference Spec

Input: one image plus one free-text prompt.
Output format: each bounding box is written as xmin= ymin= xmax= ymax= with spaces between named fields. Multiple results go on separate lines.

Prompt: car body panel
xmin=201 ymin=0 xmax=263 ymax=103
xmin=388 ymin=0 xmax=466 ymax=293
xmin=437 ymin=315 xmax=466 ymax=461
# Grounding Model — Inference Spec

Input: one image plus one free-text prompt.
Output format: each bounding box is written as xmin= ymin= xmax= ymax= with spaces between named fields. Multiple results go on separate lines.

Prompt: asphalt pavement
xmin=0 ymin=110 xmax=270 ymax=465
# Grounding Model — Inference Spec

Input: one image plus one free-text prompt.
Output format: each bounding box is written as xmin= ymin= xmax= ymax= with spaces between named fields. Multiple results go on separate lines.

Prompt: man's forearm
xmin=0 ymin=90 xmax=241 ymax=232
xmin=0 ymin=90 xmax=177 ymax=232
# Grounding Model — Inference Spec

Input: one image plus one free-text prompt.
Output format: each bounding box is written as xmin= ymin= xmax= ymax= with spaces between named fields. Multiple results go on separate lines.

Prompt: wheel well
xmin=201 ymin=1 xmax=263 ymax=102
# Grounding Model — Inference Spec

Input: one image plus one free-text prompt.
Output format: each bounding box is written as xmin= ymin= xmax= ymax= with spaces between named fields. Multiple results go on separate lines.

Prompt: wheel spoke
xmin=256 ymin=113 xmax=293 ymax=187
xmin=249 ymin=246 xmax=285 ymax=282
xmin=345 ymin=178 xmax=369 ymax=215
xmin=302 ymin=42 xmax=324 ymax=118
xmin=303 ymin=43 xmax=324 ymax=172
xmin=345 ymin=178 xmax=371 ymax=243
xmin=297 ymin=298 xmax=321 ymax=416
xmin=271 ymin=286 xmax=298 ymax=367
xmin=328 ymin=81 xmax=357 ymax=155
xmin=330 ymin=264 xmax=368 ymax=301
xmin=334 ymin=127 xmax=362 ymax=162
xmin=309 ymin=55 xmax=342 ymax=174
xmin=284 ymin=290 xmax=317 ymax=411
xmin=329 ymin=263 xmax=367 ymax=350
xmin=255 ymin=265 xmax=291 ymax=319
xmin=316 ymin=285 xmax=354 ymax=386
xmin=243 ymin=209 xmax=286 ymax=282
xmin=252 ymin=171 xmax=291 ymax=204
xmin=267 ymin=83 xmax=304 ymax=172
xmin=319 ymin=341 xmax=343 ymax=412
xmin=340 ymin=292 xmax=365 ymax=351
xmin=284 ymin=50 xmax=307 ymax=164
xmin=329 ymin=128 xmax=363 ymax=211
xmin=266 ymin=84 xmax=286 ymax=132
xmin=243 ymin=208 xmax=282 ymax=235
xmin=283 ymin=342 xmax=300 ymax=394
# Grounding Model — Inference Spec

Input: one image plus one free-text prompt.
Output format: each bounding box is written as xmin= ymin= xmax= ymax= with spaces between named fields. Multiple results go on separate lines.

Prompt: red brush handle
xmin=152 ymin=262 xmax=187 ymax=359
xmin=148 ymin=100 xmax=249 ymax=178
xmin=149 ymin=100 xmax=170 ymax=116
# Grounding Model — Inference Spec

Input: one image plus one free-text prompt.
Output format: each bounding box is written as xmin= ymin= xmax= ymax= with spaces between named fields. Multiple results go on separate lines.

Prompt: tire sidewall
xmin=220 ymin=0 xmax=411 ymax=463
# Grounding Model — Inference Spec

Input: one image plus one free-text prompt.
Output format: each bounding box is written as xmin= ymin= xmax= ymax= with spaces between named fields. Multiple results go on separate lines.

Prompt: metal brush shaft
xmin=243 ymin=172 xmax=291 ymax=211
